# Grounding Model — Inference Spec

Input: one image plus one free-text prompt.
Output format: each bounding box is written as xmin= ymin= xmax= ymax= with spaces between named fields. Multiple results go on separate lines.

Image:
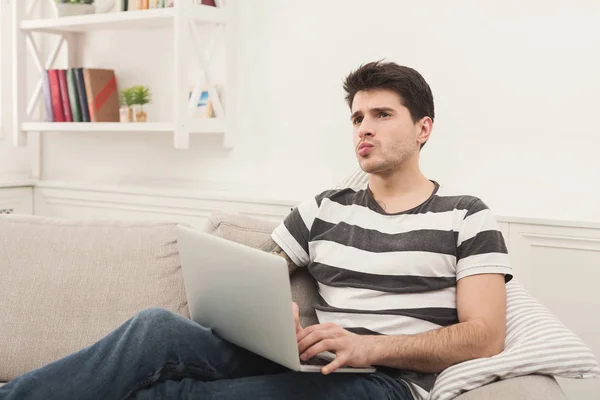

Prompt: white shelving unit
xmin=7 ymin=0 xmax=234 ymax=151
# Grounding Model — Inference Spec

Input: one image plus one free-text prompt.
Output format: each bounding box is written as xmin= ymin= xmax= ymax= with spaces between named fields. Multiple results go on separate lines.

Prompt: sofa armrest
xmin=454 ymin=374 xmax=566 ymax=400
xmin=203 ymin=212 xmax=280 ymax=248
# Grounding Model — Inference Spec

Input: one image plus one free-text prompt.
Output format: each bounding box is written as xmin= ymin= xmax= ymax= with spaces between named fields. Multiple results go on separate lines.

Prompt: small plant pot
xmin=119 ymin=106 xmax=132 ymax=123
xmin=132 ymin=104 xmax=147 ymax=122
xmin=57 ymin=4 xmax=96 ymax=17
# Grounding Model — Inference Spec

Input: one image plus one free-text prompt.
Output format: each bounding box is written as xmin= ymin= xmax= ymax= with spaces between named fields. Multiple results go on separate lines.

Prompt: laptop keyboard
xmin=300 ymin=356 xmax=330 ymax=366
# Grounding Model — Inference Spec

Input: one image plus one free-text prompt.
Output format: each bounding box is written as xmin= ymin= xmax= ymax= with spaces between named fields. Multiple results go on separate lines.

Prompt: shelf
xmin=20 ymin=7 xmax=225 ymax=34
xmin=10 ymin=0 xmax=233 ymax=153
xmin=21 ymin=119 xmax=226 ymax=134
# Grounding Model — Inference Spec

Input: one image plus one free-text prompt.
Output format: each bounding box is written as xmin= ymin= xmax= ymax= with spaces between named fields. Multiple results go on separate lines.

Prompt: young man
xmin=0 ymin=61 xmax=511 ymax=400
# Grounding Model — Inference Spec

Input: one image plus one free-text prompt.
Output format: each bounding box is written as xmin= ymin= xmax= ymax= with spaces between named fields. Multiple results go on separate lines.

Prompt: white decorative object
xmin=95 ymin=0 xmax=117 ymax=13
xmin=119 ymin=106 xmax=132 ymax=123
xmin=56 ymin=3 xmax=96 ymax=17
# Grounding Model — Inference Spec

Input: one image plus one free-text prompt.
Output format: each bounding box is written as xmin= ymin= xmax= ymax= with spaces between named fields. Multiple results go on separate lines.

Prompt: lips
xmin=358 ymin=143 xmax=374 ymax=157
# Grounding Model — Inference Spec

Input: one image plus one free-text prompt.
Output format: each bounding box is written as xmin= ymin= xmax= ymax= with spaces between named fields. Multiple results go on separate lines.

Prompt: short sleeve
xmin=271 ymin=196 xmax=319 ymax=267
xmin=456 ymin=199 xmax=513 ymax=283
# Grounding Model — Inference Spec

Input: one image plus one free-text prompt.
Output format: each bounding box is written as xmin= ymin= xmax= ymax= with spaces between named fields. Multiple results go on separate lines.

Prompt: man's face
xmin=351 ymin=89 xmax=424 ymax=175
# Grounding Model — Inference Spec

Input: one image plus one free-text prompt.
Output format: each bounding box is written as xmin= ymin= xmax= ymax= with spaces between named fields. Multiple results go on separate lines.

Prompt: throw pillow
xmin=430 ymin=280 xmax=600 ymax=399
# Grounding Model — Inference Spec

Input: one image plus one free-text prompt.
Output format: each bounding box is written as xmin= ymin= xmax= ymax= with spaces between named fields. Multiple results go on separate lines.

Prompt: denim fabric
xmin=0 ymin=308 xmax=413 ymax=400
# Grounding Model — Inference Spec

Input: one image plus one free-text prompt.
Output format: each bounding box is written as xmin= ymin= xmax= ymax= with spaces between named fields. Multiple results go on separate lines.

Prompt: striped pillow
xmin=430 ymin=280 xmax=600 ymax=399
xmin=333 ymin=165 xmax=369 ymax=190
xmin=332 ymin=168 xmax=600 ymax=398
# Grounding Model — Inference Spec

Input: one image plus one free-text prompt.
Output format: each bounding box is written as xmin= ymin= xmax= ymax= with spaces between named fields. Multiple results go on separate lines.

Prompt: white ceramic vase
xmin=56 ymin=4 xmax=96 ymax=17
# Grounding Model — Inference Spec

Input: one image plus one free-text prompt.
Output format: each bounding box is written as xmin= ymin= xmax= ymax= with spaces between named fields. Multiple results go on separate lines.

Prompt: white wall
xmin=9 ymin=0 xmax=600 ymax=221
xmin=0 ymin=0 xmax=31 ymax=180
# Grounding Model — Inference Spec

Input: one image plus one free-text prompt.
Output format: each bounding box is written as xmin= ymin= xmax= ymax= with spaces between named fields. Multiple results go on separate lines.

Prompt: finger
xmin=297 ymin=324 xmax=347 ymax=354
xmin=321 ymin=355 xmax=346 ymax=375
xmin=296 ymin=323 xmax=331 ymax=342
xmin=300 ymin=339 xmax=335 ymax=361
xmin=298 ymin=329 xmax=333 ymax=355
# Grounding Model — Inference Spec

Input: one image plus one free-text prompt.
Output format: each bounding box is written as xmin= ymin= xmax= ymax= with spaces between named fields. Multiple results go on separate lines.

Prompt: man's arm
xmin=367 ymin=273 xmax=506 ymax=373
xmin=259 ymin=238 xmax=299 ymax=275
xmin=297 ymin=273 xmax=507 ymax=374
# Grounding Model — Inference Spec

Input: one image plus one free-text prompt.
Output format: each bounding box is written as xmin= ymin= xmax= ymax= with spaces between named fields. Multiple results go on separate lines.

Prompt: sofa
xmin=0 ymin=213 xmax=567 ymax=399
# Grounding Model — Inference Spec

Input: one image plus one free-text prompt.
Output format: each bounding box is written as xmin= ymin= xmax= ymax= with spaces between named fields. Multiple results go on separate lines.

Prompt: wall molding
xmin=0 ymin=186 xmax=33 ymax=214
xmin=33 ymin=181 xmax=296 ymax=226
xmin=519 ymin=232 xmax=600 ymax=252
xmin=30 ymin=180 xmax=600 ymax=229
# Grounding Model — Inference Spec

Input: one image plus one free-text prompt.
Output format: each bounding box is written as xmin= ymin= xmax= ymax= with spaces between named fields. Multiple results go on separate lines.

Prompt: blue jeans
xmin=0 ymin=308 xmax=413 ymax=400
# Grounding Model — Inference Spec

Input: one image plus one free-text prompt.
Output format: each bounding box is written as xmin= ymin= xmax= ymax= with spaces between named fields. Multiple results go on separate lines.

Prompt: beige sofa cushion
xmin=204 ymin=212 xmax=319 ymax=328
xmin=454 ymin=375 xmax=566 ymax=400
xmin=0 ymin=215 xmax=189 ymax=382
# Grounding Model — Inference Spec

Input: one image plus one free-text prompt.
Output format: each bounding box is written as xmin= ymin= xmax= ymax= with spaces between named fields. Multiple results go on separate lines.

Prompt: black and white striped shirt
xmin=272 ymin=181 xmax=512 ymax=399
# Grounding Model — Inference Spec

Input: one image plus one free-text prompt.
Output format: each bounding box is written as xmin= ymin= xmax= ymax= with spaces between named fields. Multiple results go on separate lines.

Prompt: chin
xmin=357 ymin=159 xmax=379 ymax=174
xmin=359 ymin=157 xmax=397 ymax=175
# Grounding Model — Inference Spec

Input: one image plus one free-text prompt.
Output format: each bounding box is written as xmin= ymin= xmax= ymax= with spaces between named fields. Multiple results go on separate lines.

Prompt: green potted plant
xmin=55 ymin=0 xmax=96 ymax=17
xmin=119 ymin=87 xmax=136 ymax=123
xmin=130 ymin=85 xmax=152 ymax=122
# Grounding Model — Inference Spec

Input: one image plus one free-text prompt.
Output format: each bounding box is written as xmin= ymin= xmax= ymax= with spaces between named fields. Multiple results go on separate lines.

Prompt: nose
xmin=357 ymin=118 xmax=375 ymax=139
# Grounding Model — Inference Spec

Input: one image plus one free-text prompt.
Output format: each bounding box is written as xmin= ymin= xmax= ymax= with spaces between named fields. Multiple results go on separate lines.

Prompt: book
xmin=66 ymin=69 xmax=82 ymax=122
xmin=141 ymin=0 xmax=149 ymax=9
xmin=208 ymin=86 xmax=223 ymax=118
xmin=48 ymin=69 xmax=65 ymax=122
xmin=128 ymin=0 xmax=141 ymax=10
xmin=57 ymin=70 xmax=73 ymax=122
xmin=82 ymin=69 xmax=120 ymax=123
xmin=41 ymin=70 xmax=54 ymax=122
xmin=188 ymin=70 xmax=207 ymax=108
xmin=197 ymin=90 xmax=213 ymax=117
xmin=120 ymin=0 xmax=129 ymax=11
xmin=188 ymin=89 xmax=213 ymax=118
xmin=74 ymin=68 xmax=90 ymax=122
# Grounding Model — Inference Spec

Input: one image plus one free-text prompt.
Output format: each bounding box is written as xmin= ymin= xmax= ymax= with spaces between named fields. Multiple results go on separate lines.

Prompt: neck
xmin=368 ymin=162 xmax=429 ymax=198
xmin=367 ymin=158 xmax=434 ymax=213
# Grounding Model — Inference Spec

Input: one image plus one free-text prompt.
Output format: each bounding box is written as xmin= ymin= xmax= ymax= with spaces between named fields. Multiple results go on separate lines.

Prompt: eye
xmin=353 ymin=117 xmax=363 ymax=125
xmin=378 ymin=112 xmax=390 ymax=118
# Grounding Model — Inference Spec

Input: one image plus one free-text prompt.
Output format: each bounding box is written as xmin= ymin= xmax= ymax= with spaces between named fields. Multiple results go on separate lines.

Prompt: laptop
xmin=176 ymin=225 xmax=376 ymax=374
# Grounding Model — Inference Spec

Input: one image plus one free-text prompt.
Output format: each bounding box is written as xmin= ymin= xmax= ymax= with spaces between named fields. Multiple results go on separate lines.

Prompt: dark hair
xmin=344 ymin=61 xmax=435 ymax=149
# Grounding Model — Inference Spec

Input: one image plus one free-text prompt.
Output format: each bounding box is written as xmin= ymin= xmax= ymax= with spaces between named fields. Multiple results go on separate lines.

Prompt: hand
xmin=292 ymin=302 xmax=302 ymax=334
xmin=297 ymin=322 xmax=374 ymax=374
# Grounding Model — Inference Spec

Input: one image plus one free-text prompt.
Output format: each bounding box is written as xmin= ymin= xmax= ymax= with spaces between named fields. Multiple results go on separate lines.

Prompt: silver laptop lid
xmin=176 ymin=225 xmax=302 ymax=371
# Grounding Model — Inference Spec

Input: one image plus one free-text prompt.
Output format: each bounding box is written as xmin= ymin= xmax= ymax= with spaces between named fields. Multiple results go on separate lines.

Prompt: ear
xmin=416 ymin=117 xmax=433 ymax=147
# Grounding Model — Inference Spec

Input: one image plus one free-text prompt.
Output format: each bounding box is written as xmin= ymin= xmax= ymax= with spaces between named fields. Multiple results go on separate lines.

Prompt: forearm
xmin=259 ymin=239 xmax=298 ymax=274
xmin=367 ymin=320 xmax=505 ymax=373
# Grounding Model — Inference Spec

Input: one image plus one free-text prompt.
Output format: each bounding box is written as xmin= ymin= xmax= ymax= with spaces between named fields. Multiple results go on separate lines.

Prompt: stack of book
xmin=42 ymin=68 xmax=120 ymax=123
xmin=119 ymin=0 xmax=216 ymax=11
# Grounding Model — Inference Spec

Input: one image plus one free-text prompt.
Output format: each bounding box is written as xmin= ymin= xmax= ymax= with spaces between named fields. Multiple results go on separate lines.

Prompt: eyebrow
xmin=350 ymin=107 xmax=396 ymax=121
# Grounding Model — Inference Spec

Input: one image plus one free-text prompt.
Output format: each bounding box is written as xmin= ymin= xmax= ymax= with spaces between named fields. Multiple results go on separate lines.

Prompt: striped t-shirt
xmin=272 ymin=181 xmax=512 ymax=399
